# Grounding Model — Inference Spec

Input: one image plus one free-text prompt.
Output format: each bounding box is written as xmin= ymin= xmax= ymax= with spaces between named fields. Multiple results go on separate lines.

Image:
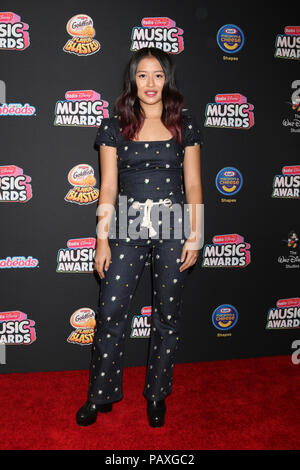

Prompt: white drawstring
xmin=132 ymin=198 xmax=172 ymax=237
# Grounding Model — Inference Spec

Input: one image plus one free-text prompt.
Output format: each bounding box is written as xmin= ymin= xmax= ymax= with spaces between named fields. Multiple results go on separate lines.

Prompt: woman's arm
xmin=96 ymin=145 xmax=118 ymax=242
xmin=179 ymin=144 xmax=203 ymax=271
xmin=94 ymin=146 xmax=118 ymax=279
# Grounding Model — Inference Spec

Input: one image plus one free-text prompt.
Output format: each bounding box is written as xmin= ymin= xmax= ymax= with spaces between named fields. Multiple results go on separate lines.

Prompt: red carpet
xmin=1 ymin=355 xmax=299 ymax=450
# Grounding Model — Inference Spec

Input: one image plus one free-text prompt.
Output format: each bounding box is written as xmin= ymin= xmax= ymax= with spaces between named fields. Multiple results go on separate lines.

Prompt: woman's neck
xmin=140 ymin=100 xmax=163 ymax=120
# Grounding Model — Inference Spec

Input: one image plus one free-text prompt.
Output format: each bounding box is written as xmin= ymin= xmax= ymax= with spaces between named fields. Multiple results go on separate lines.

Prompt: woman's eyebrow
xmin=136 ymin=70 xmax=164 ymax=72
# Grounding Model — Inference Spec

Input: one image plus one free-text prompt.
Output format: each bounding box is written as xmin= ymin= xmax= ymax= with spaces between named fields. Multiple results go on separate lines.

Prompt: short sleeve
xmin=182 ymin=114 xmax=204 ymax=148
xmin=94 ymin=117 xmax=117 ymax=148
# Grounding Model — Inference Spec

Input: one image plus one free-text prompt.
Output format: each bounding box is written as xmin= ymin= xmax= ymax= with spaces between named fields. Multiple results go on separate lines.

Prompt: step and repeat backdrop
xmin=0 ymin=2 xmax=299 ymax=373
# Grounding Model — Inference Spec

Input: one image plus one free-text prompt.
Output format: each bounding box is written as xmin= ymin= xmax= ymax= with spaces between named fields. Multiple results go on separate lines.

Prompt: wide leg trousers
xmin=87 ymin=237 xmax=189 ymax=405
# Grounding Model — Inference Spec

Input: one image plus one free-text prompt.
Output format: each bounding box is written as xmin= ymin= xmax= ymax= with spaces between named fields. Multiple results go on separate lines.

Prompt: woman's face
xmin=135 ymin=56 xmax=165 ymax=107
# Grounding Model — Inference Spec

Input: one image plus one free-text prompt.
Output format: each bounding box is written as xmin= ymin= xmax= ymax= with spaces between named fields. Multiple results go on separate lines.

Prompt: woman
xmin=76 ymin=47 xmax=203 ymax=427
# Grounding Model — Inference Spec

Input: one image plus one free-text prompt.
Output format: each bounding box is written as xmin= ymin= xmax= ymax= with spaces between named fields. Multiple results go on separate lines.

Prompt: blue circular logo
xmin=216 ymin=167 xmax=243 ymax=195
xmin=212 ymin=304 xmax=238 ymax=331
xmin=217 ymin=24 xmax=244 ymax=54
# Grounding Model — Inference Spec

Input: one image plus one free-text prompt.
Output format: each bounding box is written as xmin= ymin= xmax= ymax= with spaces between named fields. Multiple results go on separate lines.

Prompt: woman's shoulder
xmin=181 ymin=110 xmax=204 ymax=148
xmin=100 ymin=114 xmax=121 ymax=131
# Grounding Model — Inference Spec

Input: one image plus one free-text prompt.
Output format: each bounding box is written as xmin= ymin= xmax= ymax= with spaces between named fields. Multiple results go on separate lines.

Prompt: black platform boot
xmin=147 ymin=399 xmax=166 ymax=427
xmin=76 ymin=400 xmax=113 ymax=426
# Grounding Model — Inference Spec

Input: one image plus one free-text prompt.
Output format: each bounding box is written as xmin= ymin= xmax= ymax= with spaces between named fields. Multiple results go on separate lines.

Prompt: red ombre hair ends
xmin=114 ymin=48 xmax=184 ymax=144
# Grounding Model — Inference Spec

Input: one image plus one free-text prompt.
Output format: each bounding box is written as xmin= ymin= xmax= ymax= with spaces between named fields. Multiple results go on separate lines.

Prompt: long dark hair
xmin=114 ymin=47 xmax=184 ymax=144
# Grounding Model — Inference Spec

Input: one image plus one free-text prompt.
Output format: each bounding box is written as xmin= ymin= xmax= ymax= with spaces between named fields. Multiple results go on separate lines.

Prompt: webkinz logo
xmin=202 ymin=234 xmax=251 ymax=267
xmin=0 ymin=12 xmax=30 ymax=51
xmin=63 ymin=14 xmax=100 ymax=56
xmin=54 ymin=90 xmax=109 ymax=127
xmin=0 ymin=311 xmax=36 ymax=344
xmin=0 ymin=165 xmax=32 ymax=202
xmin=272 ymin=165 xmax=300 ymax=199
xmin=205 ymin=93 xmax=254 ymax=129
xmin=67 ymin=308 xmax=96 ymax=345
xmin=131 ymin=17 xmax=184 ymax=54
xmin=56 ymin=237 xmax=96 ymax=273
xmin=274 ymin=26 xmax=300 ymax=60
xmin=266 ymin=297 xmax=300 ymax=329
xmin=130 ymin=306 xmax=152 ymax=338
xmin=65 ymin=164 xmax=99 ymax=205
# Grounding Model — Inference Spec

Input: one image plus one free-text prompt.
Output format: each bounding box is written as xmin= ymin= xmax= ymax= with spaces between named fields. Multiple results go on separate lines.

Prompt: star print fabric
xmin=94 ymin=113 xmax=203 ymax=246
xmin=87 ymin=238 xmax=189 ymax=404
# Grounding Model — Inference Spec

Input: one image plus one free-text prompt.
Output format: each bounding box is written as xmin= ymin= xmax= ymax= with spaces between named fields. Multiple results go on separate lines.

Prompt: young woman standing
xmin=76 ymin=47 xmax=203 ymax=427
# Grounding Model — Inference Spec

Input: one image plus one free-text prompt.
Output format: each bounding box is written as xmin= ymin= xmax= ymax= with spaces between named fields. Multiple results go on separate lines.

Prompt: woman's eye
xmin=156 ymin=74 xmax=164 ymax=79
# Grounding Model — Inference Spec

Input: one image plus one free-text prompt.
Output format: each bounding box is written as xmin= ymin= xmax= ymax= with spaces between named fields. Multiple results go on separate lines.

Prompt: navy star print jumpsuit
xmin=88 ymin=113 xmax=203 ymax=404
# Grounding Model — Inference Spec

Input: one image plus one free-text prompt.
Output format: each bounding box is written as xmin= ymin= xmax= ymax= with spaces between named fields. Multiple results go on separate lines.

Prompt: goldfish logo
xmin=212 ymin=304 xmax=238 ymax=331
xmin=65 ymin=164 xmax=99 ymax=205
xmin=63 ymin=14 xmax=100 ymax=56
xmin=67 ymin=308 xmax=96 ymax=345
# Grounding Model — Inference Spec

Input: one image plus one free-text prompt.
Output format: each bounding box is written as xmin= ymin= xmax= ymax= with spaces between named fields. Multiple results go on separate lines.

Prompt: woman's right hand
xmin=94 ymin=239 xmax=111 ymax=279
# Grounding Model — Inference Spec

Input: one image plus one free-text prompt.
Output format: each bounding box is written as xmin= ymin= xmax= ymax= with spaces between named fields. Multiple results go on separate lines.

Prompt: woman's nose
xmin=147 ymin=74 xmax=154 ymax=87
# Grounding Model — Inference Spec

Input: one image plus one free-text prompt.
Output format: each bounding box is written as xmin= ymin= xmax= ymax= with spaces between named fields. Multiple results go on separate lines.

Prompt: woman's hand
xmin=94 ymin=240 xmax=111 ymax=279
xmin=179 ymin=238 xmax=200 ymax=272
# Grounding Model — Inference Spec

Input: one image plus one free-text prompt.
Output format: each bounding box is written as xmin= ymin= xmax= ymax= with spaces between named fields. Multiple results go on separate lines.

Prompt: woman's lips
xmin=145 ymin=90 xmax=157 ymax=97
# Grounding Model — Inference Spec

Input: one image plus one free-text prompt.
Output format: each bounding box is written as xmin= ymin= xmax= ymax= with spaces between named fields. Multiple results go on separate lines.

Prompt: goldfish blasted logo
xmin=67 ymin=308 xmax=96 ymax=345
xmin=63 ymin=14 xmax=100 ymax=56
xmin=65 ymin=164 xmax=99 ymax=205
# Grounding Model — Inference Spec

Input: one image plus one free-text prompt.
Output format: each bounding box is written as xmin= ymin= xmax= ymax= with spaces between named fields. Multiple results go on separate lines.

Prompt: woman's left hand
xmin=179 ymin=239 xmax=200 ymax=272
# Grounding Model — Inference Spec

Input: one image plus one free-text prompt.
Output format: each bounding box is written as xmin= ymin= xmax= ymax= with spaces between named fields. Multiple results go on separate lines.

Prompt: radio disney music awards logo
xmin=217 ymin=24 xmax=244 ymax=61
xmin=0 ymin=255 xmax=39 ymax=269
xmin=54 ymin=90 xmax=109 ymax=127
xmin=0 ymin=165 xmax=32 ymax=202
xmin=204 ymin=93 xmax=254 ymax=130
xmin=216 ymin=167 xmax=243 ymax=203
xmin=131 ymin=17 xmax=184 ymax=54
xmin=130 ymin=306 xmax=152 ymax=338
xmin=278 ymin=230 xmax=300 ymax=269
xmin=56 ymin=237 xmax=96 ymax=273
xmin=212 ymin=304 xmax=238 ymax=337
xmin=0 ymin=81 xmax=36 ymax=117
xmin=272 ymin=165 xmax=300 ymax=199
xmin=282 ymin=79 xmax=300 ymax=134
xmin=0 ymin=12 xmax=30 ymax=51
xmin=63 ymin=14 xmax=100 ymax=56
xmin=0 ymin=311 xmax=36 ymax=345
xmin=65 ymin=164 xmax=99 ymax=205
xmin=67 ymin=308 xmax=96 ymax=346
xmin=274 ymin=26 xmax=300 ymax=60
xmin=266 ymin=298 xmax=300 ymax=330
xmin=202 ymin=234 xmax=251 ymax=268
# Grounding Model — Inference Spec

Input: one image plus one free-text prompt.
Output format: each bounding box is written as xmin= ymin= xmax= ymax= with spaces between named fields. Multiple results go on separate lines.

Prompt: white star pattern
xmin=88 ymin=115 xmax=199 ymax=404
